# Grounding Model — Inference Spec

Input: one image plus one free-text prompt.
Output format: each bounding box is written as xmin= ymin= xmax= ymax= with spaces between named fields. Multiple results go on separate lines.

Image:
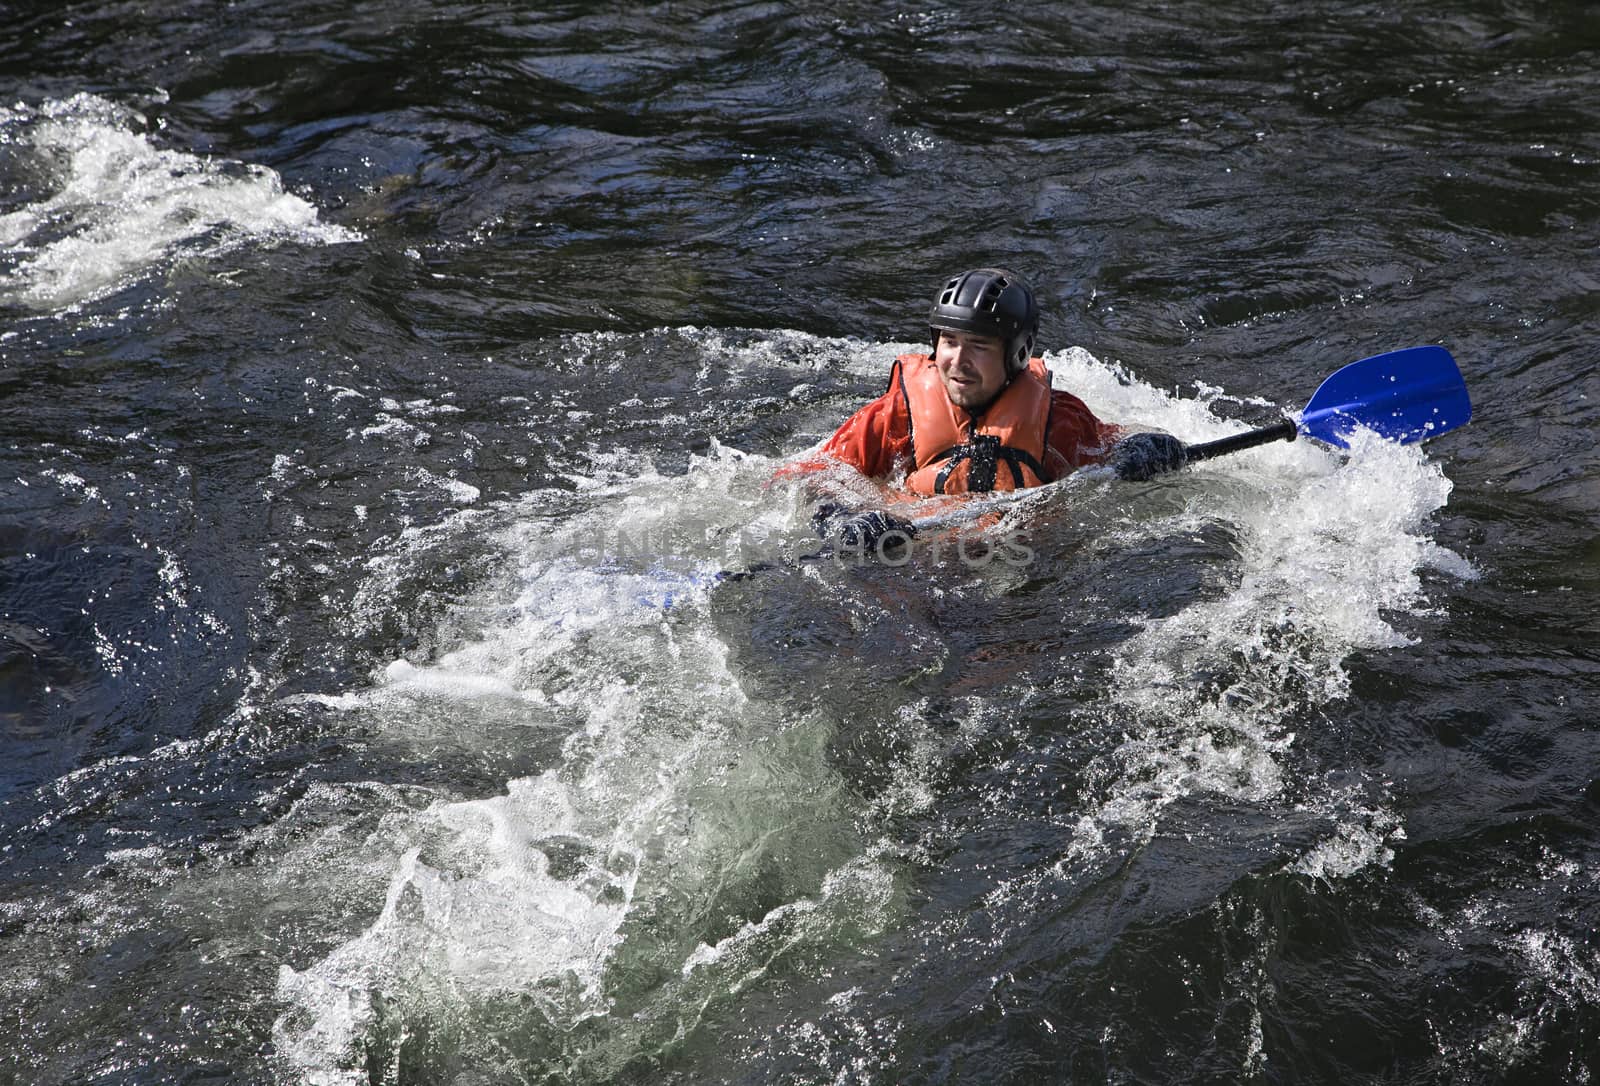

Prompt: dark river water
xmin=3 ymin=3 xmax=1598 ymax=1083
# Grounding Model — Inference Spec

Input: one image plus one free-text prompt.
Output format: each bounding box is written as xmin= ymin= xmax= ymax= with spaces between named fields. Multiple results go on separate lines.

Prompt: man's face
xmin=934 ymin=329 xmax=1008 ymax=410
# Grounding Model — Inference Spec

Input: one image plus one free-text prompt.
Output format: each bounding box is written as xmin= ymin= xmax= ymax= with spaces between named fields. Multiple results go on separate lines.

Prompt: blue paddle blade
xmin=1299 ymin=345 xmax=1472 ymax=448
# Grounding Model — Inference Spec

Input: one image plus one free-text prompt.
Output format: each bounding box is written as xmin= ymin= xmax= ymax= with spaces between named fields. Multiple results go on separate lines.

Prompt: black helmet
xmin=928 ymin=268 xmax=1040 ymax=377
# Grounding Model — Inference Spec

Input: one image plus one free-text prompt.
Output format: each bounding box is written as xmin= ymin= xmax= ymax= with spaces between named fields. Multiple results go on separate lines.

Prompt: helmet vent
xmin=978 ymin=277 xmax=1008 ymax=312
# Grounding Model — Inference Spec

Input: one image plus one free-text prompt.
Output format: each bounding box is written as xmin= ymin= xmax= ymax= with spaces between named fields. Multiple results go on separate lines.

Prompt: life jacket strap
xmin=928 ymin=436 xmax=1051 ymax=494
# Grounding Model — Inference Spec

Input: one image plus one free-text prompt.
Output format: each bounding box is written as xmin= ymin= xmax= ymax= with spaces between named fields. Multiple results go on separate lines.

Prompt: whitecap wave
xmin=270 ymin=439 xmax=875 ymax=1081
xmin=0 ymin=92 xmax=359 ymax=311
xmin=264 ymin=332 xmax=1475 ymax=1079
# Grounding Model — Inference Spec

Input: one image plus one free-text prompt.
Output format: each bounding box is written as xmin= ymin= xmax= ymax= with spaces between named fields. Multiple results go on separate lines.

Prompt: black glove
xmin=810 ymin=501 xmax=850 ymax=538
xmin=815 ymin=509 xmax=914 ymax=556
xmin=838 ymin=509 xmax=915 ymax=551
xmin=1109 ymin=432 xmax=1189 ymax=481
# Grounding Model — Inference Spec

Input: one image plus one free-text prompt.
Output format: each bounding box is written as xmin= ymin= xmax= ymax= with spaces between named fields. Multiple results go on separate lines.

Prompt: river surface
xmin=2 ymin=3 xmax=1598 ymax=1084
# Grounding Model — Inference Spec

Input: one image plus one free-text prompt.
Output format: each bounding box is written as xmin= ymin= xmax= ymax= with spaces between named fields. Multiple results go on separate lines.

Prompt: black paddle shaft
xmin=1184 ymin=417 xmax=1298 ymax=464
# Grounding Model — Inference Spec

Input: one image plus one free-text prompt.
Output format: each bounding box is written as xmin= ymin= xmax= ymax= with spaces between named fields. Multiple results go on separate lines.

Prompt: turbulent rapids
xmin=243 ymin=338 xmax=1468 ymax=1082
xmin=4 ymin=4 xmax=1598 ymax=1082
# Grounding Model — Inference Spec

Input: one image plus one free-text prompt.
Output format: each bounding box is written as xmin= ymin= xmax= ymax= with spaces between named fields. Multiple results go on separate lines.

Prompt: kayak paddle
xmin=1184 ymin=345 xmax=1471 ymax=463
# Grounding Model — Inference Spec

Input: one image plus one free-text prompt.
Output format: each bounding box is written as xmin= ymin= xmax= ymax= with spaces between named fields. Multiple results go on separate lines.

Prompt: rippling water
xmin=2 ymin=3 xmax=1598 ymax=1084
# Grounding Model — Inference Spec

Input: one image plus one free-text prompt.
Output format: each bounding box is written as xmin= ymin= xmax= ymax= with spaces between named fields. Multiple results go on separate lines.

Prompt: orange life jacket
xmin=892 ymin=354 xmax=1056 ymax=495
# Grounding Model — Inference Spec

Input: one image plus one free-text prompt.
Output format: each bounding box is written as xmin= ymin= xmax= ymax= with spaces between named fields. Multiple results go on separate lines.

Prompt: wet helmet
xmin=928 ymin=268 xmax=1040 ymax=377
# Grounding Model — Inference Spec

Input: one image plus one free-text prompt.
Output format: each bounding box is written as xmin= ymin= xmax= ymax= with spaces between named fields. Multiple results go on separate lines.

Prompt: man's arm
xmin=769 ymin=388 xmax=913 ymax=503
xmin=1045 ymin=389 xmax=1126 ymax=473
xmin=769 ymin=388 xmax=921 ymax=546
xmin=1046 ymin=390 xmax=1186 ymax=481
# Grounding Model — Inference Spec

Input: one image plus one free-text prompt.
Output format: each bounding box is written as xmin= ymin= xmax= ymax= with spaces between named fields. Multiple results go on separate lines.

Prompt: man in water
xmin=780 ymin=267 xmax=1187 ymax=551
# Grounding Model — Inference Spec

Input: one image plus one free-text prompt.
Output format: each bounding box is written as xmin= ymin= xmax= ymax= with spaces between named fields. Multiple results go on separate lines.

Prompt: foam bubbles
xmin=1037 ymin=348 xmax=1469 ymax=879
xmin=265 ymin=333 xmax=1475 ymax=1079
xmin=1289 ymin=808 xmax=1405 ymax=880
xmin=271 ymin=442 xmax=875 ymax=1081
xmin=0 ymin=93 xmax=359 ymax=311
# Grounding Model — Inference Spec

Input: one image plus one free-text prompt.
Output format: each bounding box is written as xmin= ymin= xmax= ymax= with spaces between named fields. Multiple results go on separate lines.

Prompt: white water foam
xmin=0 ymin=93 xmax=358 ymax=311
xmin=1289 ymin=805 xmax=1405 ymax=880
xmin=271 ymin=440 xmax=890 ymax=1082
xmin=274 ymin=775 xmax=640 ymax=1081
xmin=266 ymin=332 xmax=1474 ymax=1080
xmin=1041 ymin=348 xmax=1471 ymax=879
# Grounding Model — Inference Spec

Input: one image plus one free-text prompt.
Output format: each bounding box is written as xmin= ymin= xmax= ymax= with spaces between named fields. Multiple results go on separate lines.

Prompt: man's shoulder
xmin=1048 ymin=385 xmax=1095 ymax=412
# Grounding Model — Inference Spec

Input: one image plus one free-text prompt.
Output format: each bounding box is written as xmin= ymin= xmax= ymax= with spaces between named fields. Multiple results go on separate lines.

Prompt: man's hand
xmin=810 ymin=501 xmax=850 ymax=538
xmin=813 ymin=503 xmax=916 ymax=554
xmin=836 ymin=509 xmax=916 ymax=552
xmin=1109 ymin=432 xmax=1189 ymax=481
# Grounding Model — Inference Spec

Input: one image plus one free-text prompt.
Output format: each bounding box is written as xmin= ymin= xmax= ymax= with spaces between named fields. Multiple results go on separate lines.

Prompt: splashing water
xmin=262 ymin=340 xmax=1472 ymax=1082
xmin=270 ymin=441 xmax=900 ymax=1082
xmin=0 ymin=93 xmax=357 ymax=311
xmin=1032 ymin=353 xmax=1473 ymax=888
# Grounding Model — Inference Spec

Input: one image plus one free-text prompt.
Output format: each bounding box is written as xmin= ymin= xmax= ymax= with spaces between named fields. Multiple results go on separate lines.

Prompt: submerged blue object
xmin=1299 ymin=345 xmax=1473 ymax=448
